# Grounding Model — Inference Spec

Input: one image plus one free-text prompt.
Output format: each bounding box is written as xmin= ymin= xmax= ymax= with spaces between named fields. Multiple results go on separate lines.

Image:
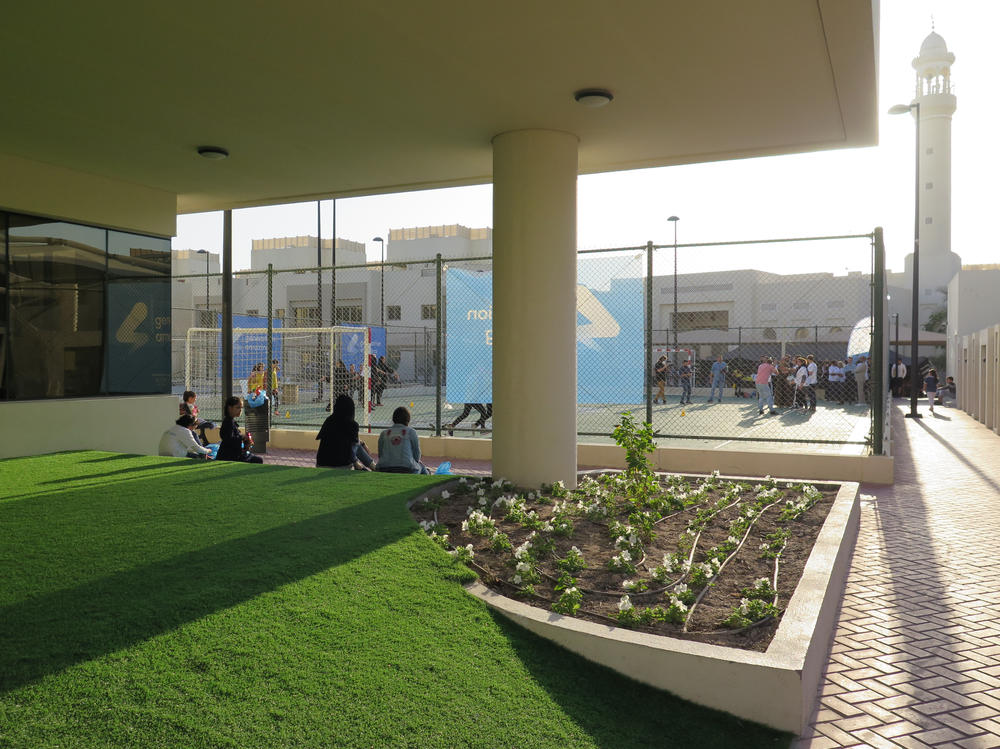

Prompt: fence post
xmin=871 ymin=227 xmax=886 ymax=455
xmin=267 ymin=263 xmax=273 ymax=394
xmin=646 ymin=240 xmax=653 ymax=425
xmin=435 ymin=253 xmax=443 ymax=436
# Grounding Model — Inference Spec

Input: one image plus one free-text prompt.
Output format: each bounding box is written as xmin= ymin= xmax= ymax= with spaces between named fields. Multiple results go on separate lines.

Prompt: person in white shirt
xmin=827 ymin=361 xmax=846 ymax=404
xmin=853 ymin=356 xmax=869 ymax=404
xmin=159 ymin=415 xmax=212 ymax=459
xmin=805 ymin=354 xmax=819 ymax=411
xmin=890 ymin=358 xmax=908 ymax=398
xmin=793 ymin=357 xmax=809 ymax=409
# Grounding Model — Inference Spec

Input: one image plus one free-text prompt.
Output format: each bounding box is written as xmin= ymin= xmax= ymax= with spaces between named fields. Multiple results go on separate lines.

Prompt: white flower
xmin=440 ymin=490 xmax=450 ymax=500
xmin=673 ymin=583 xmax=689 ymax=594
xmin=571 ymin=546 xmax=581 ymax=555
xmin=516 ymin=561 xmax=531 ymax=573
xmin=621 ymin=550 xmax=632 ymax=562
xmin=668 ymin=596 xmax=688 ymax=612
xmin=542 ymin=522 xmax=554 ymax=532
xmin=492 ymin=480 xmax=502 ymax=489
xmin=739 ymin=597 xmax=750 ymax=614
xmin=478 ymin=497 xmax=487 ymax=506
xmin=618 ymin=595 xmax=634 ymax=612
xmin=477 ymin=487 xmax=486 ymax=496
xmin=553 ymin=480 xmax=565 ymax=489
xmin=465 ymin=543 xmax=474 ymax=557
xmin=513 ymin=574 xmax=522 ymax=585
xmin=458 ymin=477 xmax=467 ymax=485
xmin=622 ymin=579 xmax=636 ymax=590
xmin=755 ymin=577 xmax=771 ymax=589
xmin=726 ymin=535 xmax=738 ymax=545
xmin=760 ymin=542 xmax=769 ymax=550
xmin=461 ymin=520 xmax=469 ymax=532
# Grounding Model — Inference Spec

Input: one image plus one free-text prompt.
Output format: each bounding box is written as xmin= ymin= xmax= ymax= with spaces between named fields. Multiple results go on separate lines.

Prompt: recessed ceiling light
xmin=574 ymin=88 xmax=614 ymax=108
xmin=197 ymin=145 xmax=229 ymax=160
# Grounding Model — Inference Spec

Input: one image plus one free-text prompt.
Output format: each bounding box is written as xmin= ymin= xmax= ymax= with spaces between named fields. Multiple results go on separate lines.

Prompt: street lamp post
xmin=196 ymin=250 xmax=210 ymax=391
xmin=668 ymin=216 xmax=680 ymax=366
xmin=889 ymin=101 xmax=922 ymax=418
xmin=373 ymin=236 xmax=385 ymax=327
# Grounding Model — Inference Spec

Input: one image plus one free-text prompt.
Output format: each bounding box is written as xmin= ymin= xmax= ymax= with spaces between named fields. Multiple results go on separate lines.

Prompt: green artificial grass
xmin=0 ymin=452 xmax=791 ymax=748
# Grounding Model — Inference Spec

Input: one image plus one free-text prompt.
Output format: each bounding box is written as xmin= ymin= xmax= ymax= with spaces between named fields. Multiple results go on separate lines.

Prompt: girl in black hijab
xmin=316 ymin=395 xmax=374 ymax=470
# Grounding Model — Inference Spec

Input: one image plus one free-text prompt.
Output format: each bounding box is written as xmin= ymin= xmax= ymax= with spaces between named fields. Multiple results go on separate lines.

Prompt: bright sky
xmin=173 ymin=0 xmax=997 ymax=278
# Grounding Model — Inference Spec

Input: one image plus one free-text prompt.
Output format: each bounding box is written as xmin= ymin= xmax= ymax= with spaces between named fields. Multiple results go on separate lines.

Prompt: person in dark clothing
xmin=316 ymin=395 xmax=374 ymax=470
xmin=216 ymin=396 xmax=263 ymax=463
xmin=446 ymin=403 xmax=490 ymax=436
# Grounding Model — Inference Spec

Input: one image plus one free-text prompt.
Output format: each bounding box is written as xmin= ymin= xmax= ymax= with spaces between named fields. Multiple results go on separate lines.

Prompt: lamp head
xmin=888 ymin=104 xmax=915 ymax=115
xmin=373 ymin=236 xmax=384 ymax=243
xmin=667 ymin=216 xmax=679 ymax=222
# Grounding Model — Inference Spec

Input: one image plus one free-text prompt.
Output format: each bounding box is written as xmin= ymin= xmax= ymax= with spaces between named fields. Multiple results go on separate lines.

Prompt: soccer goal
xmin=185 ymin=325 xmax=373 ymax=425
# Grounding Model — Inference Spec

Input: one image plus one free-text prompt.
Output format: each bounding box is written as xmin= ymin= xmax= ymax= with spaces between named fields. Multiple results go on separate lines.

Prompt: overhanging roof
xmin=0 ymin=0 xmax=878 ymax=214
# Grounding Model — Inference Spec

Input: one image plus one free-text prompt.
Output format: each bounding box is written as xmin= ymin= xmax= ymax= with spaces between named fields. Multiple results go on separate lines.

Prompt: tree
xmin=924 ymin=307 xmax=947 ymax=334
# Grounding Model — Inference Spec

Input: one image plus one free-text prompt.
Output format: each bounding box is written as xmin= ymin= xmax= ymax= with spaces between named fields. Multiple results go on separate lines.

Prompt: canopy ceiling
xmin=0 ymin=0 xmax=878 ymax=213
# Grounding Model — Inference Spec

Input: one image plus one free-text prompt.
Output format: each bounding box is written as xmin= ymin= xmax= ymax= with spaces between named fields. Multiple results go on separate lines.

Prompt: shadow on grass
xmin=491 ymin=612 xmax=791 ymax=748
xmin=40 ymin=461 xmax=210 ymax=484
xmin=0 ymin=489 xmax=418 ymax=695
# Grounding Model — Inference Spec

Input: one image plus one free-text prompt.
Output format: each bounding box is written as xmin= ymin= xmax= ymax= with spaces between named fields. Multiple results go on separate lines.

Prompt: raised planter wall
xmin=462 ymin=479 xmax=861 ymax=733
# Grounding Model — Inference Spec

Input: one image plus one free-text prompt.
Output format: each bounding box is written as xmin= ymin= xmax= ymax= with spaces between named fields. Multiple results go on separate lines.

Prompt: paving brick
xmin=794 ymin=406 xmax=1000 ymax=745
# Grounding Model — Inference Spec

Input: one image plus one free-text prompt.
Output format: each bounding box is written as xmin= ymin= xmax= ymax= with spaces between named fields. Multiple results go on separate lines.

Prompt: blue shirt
xmin=377 ymin=423 xmax=422 ymax=471
xmin=711 ymin=361 xmax=727 ymax=380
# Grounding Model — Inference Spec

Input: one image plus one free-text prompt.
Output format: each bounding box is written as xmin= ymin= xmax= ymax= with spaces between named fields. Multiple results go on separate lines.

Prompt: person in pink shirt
xmin=754 ymin=356 xmax=779 ymax=415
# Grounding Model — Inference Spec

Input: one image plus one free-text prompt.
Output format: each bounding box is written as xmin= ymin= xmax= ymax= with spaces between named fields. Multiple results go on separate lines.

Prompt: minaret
xmin=904 ymin=30 xmax=962 ymax=321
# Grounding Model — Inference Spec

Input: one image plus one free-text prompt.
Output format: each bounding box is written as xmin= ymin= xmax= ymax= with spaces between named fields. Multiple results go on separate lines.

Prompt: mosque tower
xmin=903 ymin=29 xmax=962 ymax=322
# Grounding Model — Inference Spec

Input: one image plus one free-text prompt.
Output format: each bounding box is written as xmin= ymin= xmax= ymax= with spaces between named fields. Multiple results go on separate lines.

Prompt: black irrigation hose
xmin=683 ymin=497 xmax=784 ymax=632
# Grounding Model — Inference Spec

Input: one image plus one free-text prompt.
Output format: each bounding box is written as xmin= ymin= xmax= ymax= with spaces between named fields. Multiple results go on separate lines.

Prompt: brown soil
xmin=411 ymin=474 xmax=837 ymax=652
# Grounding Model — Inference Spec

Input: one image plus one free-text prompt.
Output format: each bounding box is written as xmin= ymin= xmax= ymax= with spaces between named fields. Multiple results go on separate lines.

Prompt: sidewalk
xmin=797 ymin=403 xmax=1000 ymax=747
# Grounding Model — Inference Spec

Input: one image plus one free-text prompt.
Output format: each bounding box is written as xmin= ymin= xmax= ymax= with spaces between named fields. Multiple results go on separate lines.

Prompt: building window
xmin=386 ymin=305 xmax=401 ymax=321
xmin=275 ymin=308 xmax=285 ymax=318
xmin=671 ymin=310 xmax=728 ymax=332
xmin=421 ymin=304 xmax=437 ymax=320
xmin=4 ymin=214 xmax=170 ymax=399
xmin=335 ymin=305 xmax=362 ymax=323
xmin=794 ymin=327 xmax=811 ymax=340
xmin=245 ymin=309 xmax=259 ymax=317
xmin=294 ymin=307 xmax=319 ymax=326
xmin=763 ymin=328 xmax=777 ymax=340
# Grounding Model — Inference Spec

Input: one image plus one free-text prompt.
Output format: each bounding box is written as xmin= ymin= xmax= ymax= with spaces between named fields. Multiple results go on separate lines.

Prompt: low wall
xmin=269 ymin=428 xmax=892 ymax=484
xmin=0 ymin=395 xmax=178 ymax=459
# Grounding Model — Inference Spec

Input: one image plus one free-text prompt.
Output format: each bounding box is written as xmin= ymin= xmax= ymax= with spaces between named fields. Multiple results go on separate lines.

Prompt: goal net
xmin=185 ymin=326 xmax=373 ymax=426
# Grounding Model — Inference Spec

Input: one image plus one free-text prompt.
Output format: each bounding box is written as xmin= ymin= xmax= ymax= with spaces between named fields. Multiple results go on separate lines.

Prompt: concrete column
xmin=492 ymin=129 xmax=579 ymax=489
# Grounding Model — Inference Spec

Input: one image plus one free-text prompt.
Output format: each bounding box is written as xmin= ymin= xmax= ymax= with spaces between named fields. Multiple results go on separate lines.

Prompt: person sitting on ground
xmin=216 ymin=396 xmax=263 ymax=463
xmin=376 ymin=406 xmax=430 ymax=474
xmin=180 ymin=390 xmax=215 ymax=445
xmin=159 ymin=414 xmax=212 ymax=459
xmin=943 ymin=375 xmax=957 ymax=405
xmin=316 ymin=394 xmax=374 ymax=470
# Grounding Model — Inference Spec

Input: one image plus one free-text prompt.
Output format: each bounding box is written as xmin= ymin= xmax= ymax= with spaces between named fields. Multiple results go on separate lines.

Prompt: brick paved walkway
xmin=797 ymin=404 xmax=1000 ymax=748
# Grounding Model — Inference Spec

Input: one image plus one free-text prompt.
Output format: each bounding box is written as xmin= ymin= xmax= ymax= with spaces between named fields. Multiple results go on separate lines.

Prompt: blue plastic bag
xmin=435 ymin=461 xmax=452 ymax=475
xmin=246 ymin=389 xmax=268 ymax=408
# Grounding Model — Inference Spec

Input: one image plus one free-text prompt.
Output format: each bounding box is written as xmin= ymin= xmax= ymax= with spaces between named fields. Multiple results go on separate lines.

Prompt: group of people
xmin=326 ymin=355 xmax=397 ymax=409
xmin=159 ymin=390 xmax=263 ymax=463
xmin=316 ymin=397 xmax=429 ymax=474
xmin=247 ymin=360 xmax=281 ymax=415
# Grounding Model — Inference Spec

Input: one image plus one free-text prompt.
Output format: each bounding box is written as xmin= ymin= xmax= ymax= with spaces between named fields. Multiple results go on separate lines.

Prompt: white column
xmin=492 ymin=129 xmax=579 ymax=489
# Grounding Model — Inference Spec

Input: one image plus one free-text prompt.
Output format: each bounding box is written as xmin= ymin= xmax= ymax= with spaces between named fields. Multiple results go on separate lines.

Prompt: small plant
xmin=557 ymin=546 xmax=587 ymax=574
xmin=490 ymin=531 xmax=513 ymax=552
xmin=664 ymin=595 xmax=689 ymax=624
xmin=722 ymin=597 xmax=781 ymax=628
xmin=741 ymin=577 xmax=777 ymax=601
xmin=450 ymin=544 xmax=475 ymax=562
xmin=551 ymin=585 xmax=583 ymax=616
xmin=622 ymin=578 xmax=648 ymax=593
xmin=462 ymin=510 xmax=496 ymax=537
xmin=758 ymin=529 xmax=790 ymax=559
xmin=611 ymin=412 xmax=658 ymax=505
xmin=607 ymin=550 xmax=637 ymax=574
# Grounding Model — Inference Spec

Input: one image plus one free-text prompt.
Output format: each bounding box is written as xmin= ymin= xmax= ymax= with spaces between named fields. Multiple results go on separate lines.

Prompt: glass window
xmin=387 ymin=305 xmax=401 ymax=321
xmin=7 ymin=216 xmax=107 ymax=399
xmin=105 ymin=231 xmax=171 ymax=394
xmin=421 ymin=304 xmax=437 ymax=320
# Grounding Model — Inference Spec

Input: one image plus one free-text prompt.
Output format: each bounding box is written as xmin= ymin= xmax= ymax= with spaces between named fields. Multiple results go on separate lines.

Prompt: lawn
xmin=0 ymin=452 xmax=790 ymax=748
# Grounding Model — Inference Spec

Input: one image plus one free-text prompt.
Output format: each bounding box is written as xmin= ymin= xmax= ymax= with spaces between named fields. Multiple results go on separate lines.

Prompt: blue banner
xmin=445 ymin=259 xmax=644 ymax=404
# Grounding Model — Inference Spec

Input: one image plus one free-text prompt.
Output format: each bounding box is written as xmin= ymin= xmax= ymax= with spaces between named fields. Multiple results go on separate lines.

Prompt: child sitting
xmin=376 ymin=407 xmax=430 ymax=474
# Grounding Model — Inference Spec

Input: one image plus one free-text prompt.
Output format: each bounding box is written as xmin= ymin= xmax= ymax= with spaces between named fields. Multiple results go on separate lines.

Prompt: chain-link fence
xmin=172 ymin=230 xmax=885 ymax=453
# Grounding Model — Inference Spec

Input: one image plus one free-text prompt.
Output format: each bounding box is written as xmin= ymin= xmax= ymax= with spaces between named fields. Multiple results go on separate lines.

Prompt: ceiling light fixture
xmin=197 ymin=145 xmax=230 ymax=160
xmin=573 ymin=88 xmax=614 ymax=108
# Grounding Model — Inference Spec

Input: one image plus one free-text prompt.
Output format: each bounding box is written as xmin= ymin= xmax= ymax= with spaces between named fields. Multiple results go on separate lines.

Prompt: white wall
xmin=0 ymin=395 xmax=179 ymax=460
